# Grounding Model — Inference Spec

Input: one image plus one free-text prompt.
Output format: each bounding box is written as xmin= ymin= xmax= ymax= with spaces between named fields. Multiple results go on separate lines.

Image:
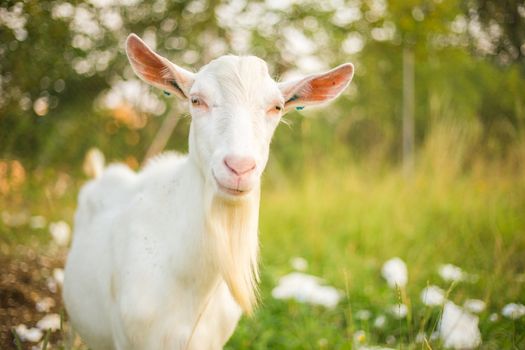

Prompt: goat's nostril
xmin=224 ymin=156 xmax=256 ymax=176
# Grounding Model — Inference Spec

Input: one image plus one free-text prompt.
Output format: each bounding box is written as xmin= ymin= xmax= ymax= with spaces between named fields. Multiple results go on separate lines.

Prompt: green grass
xmin=2 ymin=131 xmax=525 ymax=349
xmin=225 ymin=157 xmax=525 ymax=349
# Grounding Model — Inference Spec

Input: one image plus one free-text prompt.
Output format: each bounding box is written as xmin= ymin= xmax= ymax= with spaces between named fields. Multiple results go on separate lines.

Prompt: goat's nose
xmin=224 ymin=156 xmax=256 ymax=176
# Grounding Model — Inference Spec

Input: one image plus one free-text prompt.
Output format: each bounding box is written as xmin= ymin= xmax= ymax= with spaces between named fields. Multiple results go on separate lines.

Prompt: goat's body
xmin=65 ymin=38 xmax=354 ymax=349
xmin=64 ymin=154 xmax=242 ymax=349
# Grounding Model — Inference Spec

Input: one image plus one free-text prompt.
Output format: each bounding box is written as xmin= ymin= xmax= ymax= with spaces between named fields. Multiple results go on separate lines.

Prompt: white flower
xmin=14 ymin=324 xmax=43 ymax=342
xmin=421 ymin=285 xmax=446 ymax=306
xmin=290 ymin=257 xmax=308 ymax=271
xmin=36 ymin=313 xmax=61 ymax=331
xmin=29 ymin=216 xmax=47 ymax=229
xmin=49 ymin=221 xmax=71 ymax=246
xmin=53 ymin=268 xmax=64 ymax=286
xmin=35 ymin=297 xmax=55 ymax=312
xmin=439 ymin=264 xmax=465 ymax=283
xmin=2 ymin=211 xmax=29 ymax=227
xmin=356 ymin=309 xmax=372 ymax=321
xmin=501 ymin=303 xmax=525 ymax=320
xmin=489 ymin=313 xmax=499 ymax=322
xmin=381 ymin=257 xmax=408 ymax=288
xmin=385 ymin=335 xmax=396 ymax=345
xmin=272 ymin=272 xmax=342 ymax=308
xmin=353 ymin=329 xmax=366 ymax=344
xmin=390 ymin=304 xmax=408 ymax=319
xmin=439 ymin=301 xmax=482 ymax=349
xmin=463 ymin=299 xmax=486 ymax=314
xmin=415 ymin=332 xmax=426 ymax=344
xmin=373 ymin=315 xmax=387 ymax=329
xmin=46 ymin=277 xmax=57 ymax=293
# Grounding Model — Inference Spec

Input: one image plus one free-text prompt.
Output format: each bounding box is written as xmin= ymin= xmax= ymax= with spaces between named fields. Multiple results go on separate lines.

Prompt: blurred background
xmin=1 ymin=0 xmax=524 ymax=349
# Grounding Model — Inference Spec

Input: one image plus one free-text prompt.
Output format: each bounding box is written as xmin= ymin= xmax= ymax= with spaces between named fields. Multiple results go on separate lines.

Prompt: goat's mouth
xmin=212 ymin=172 xmax=250 ymax=197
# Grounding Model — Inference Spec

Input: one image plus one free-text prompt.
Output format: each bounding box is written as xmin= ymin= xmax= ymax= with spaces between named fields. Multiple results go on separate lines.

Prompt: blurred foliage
xmin=1 ymin=0 xmax=525 ymax=171
xmin=465 ymin=0 xmax=525 ymax=66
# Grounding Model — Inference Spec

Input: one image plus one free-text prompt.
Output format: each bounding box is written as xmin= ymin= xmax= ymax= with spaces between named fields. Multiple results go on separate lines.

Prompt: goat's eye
xmin=266 ymin=103 xmax=284 ymax=115
xmin=269 ymin=105 xmax=283 ymax=114
xmin=191 ymin=96 xmax=201 ymax=106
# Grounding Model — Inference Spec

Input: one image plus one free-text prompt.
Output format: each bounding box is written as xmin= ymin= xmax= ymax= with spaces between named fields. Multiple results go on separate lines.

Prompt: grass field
xmin=1 ymin=126 xmax=525 ymax=349
xmin=225 ymin=148 xmax=525 ymax=349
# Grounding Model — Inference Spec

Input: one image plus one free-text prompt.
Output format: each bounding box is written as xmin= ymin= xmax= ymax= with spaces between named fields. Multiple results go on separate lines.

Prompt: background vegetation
xmin=1 ymin=0 xmax=524 ymax=349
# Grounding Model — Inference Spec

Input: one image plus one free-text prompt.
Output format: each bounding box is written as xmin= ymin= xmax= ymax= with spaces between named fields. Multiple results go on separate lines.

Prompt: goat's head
xmin=126 ymin=34 xmax=354 ymax=200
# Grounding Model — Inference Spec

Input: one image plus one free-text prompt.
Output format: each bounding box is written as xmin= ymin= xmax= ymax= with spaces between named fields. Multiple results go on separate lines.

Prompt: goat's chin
xmin=216 ymin=184 xmax=253 ymax=200
xmin=212 ymin=176 xmax=257 ymax=201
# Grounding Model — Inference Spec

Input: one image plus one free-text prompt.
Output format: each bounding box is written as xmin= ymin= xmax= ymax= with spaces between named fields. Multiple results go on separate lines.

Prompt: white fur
xmin=64 ymin=34 xmax=353 ymax=350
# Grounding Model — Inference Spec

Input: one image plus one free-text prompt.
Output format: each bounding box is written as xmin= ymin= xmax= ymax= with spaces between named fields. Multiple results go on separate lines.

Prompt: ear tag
xmin=295 ymin=106 xmax=305 ymax=111
xmin=163 ymin=91 xmax=171 ymax=96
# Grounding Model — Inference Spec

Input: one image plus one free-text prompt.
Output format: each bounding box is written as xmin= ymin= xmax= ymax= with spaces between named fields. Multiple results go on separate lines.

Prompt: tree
xmin=465 ymin=0 xmax=525 ymax=67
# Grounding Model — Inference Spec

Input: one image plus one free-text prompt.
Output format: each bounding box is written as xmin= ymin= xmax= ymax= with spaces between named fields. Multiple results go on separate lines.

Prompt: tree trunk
xmin=143 ymin=111 xmax=182 ymax=164
xmin=402 ymin=46 xmax=415 ymax=178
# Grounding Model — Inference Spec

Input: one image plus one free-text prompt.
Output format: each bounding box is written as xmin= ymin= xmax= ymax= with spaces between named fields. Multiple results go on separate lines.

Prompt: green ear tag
xmin=163 ymin=91 xmax=171 ymax=96
xmin=295 ymin=106 xmax=305 ymax=111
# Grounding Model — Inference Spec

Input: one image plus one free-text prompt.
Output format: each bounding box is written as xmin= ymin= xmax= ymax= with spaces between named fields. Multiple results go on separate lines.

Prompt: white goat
xmin=63 ymin=33 xmax=354 ymax=350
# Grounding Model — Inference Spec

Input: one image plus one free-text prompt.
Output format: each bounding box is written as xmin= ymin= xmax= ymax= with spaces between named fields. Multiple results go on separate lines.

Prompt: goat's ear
xmin=126 ymin=33 xmax=194 ymax=99
xmin=279 ymin=63 xmax=354 ymax=112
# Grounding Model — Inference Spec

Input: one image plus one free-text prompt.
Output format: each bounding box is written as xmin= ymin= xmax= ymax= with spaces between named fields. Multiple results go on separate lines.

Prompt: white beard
xmin=204 ymin=188 xmax=261 ymax=315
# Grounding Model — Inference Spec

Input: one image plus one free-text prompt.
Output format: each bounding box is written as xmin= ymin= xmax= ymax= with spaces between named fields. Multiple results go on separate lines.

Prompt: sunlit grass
xmin=226 ymin=131 xmax=525 ymax=348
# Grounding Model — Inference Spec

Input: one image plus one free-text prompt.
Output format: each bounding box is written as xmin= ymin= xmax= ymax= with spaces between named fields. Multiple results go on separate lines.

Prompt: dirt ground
xmin=0 ymin=244 xmax=66 ymax=349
